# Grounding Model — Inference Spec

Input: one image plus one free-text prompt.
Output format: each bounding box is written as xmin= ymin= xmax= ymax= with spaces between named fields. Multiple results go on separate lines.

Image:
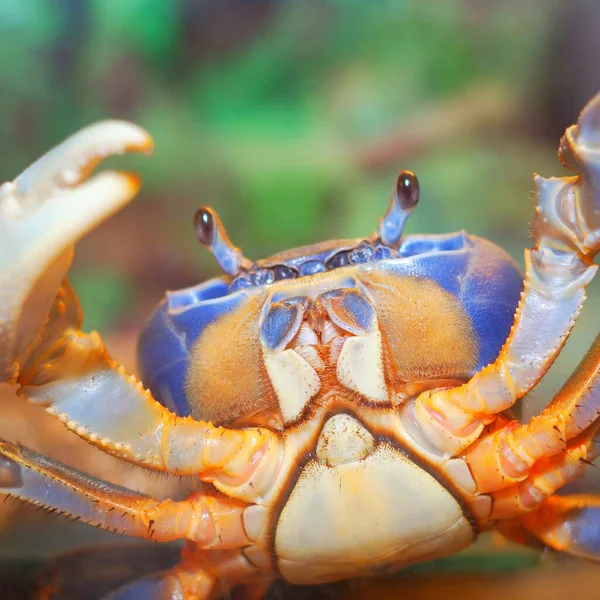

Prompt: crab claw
xmin=557 ymin=91 xmax=600 ymax=255
xmin=532 ymin=92 xmax=600 ymax=260
xmin=0 ymin=120 xmax=153 ymax=381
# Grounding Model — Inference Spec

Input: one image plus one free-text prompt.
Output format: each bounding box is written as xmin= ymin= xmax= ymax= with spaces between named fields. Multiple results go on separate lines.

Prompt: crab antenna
xmin=377 ymin=170 xmax=419 ymax=247
xmin=194 ymin=206 xmax=253 ymax=276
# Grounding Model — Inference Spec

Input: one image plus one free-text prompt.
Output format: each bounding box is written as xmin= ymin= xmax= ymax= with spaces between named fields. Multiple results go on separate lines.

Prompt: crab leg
xmin=13 ymin=284 xmax=280 ymax=500
xmin=413 ymin=92 xmax=600 ymax=456
xmin=32 ymin=544 xmax=183 ymax=600
xmin=0 ymin=124 xmax=281 ymax=502
xmin=102 ymin=547 xmax=267 ymax=600
xmin=466 ymin=331 xmax=600 ymax=493
xmin=461 ymin=330 xmax=600 ymax=524
xmin=0 ymin=439 xmax=250 ymax=548
xmin=14 ymin=317 xmax=281 ymax=500
xmin=0 ymin=121 xmax=153 ymax=382
xmin=102 ymin=567 xmax=217 ymax=600
xmin=487 ymin=422 xmax=600 ymax=519
xmin=518 ymin=494 xmax=600 ymax=562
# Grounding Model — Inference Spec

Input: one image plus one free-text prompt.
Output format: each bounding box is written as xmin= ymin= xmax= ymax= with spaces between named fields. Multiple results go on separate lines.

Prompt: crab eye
xmin=193 ymin=206 xmax=253 ymax=277
xmin=377 ymin=169 xmax=420 ymax=248
xmin=194 ymin=207 xmax=215 ymax=246
xmin=395 ymin=171 xmax=419 ymax=210
xmin=273 ymin=265 xmax=298 ymax=280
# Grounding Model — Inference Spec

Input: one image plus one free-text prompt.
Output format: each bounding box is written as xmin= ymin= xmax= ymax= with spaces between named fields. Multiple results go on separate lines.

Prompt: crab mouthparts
xmin=261 ymin=291 xmax=389 ymax=423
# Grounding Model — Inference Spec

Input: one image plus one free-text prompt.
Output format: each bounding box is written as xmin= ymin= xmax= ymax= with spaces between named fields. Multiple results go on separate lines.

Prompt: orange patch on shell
xmin=185 ymin=292 xmax=279 ymax=426
xmin=358 ymin=272 xmax=478 ymax=385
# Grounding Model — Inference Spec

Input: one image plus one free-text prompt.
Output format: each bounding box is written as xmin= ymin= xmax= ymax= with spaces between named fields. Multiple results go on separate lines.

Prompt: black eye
xmin=273 ymin=265 xmax=298 ymax=280
xmin=194 ymin=207 xmax=215 ymax=246
xmin=326 ymin=251 xmax=350 ymax=269
xmin=395 ymin=171 xmax=419 ymax=210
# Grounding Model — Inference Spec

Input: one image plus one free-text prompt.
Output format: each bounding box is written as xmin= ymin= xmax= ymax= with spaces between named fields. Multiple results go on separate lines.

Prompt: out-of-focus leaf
xmin=89 ymin=0 xmax=178 ymax=61
xmin=69 ymin=269 xmax=135 ymax=332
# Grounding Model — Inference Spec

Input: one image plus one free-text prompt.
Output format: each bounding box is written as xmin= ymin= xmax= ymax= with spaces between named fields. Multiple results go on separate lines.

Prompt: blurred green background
xmin=1 ymin=0 xmax=600 ymax=596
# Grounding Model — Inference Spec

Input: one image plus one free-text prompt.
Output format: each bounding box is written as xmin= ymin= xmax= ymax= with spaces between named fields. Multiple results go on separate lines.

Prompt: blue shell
xmin=138 ymin=231 xmax=523 ymax=417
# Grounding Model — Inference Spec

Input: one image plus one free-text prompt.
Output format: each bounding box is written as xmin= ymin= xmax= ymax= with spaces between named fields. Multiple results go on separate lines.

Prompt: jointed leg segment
xmin=0 ymin=121 xmax=153 ymax=382
xmin=14 ymin=297 xmax=281 ymax=500
xmin=466 ymin=330 xmax=600 ymax=495
xmin=103 ymin=549 xmax=270 ymax=600
xmin=519 ymin=494 xmax=600 ymax=562
xmin=456 ymin=327 xmax=600 ymax=556
xmin=103 ymin=566 xmax=217 ymax=600
xmin=413 ymin=94 xmax=600 ymax=457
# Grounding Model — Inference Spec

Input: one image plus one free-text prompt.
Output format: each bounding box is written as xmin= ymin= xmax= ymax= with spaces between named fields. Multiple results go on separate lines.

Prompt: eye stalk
xmin=377 ymin=170 xmax=419 ymax=248
xmin=194 ymin=206 xmax=253 ymax=276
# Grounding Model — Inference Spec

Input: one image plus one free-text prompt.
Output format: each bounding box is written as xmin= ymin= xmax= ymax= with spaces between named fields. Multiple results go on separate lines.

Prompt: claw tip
xmin=123 ymin=172 xmax=142 ymax=193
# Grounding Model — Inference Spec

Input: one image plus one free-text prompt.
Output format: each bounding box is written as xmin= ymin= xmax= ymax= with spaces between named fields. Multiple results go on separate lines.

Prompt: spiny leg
xmin=29 ymin=535 xmax=268 ymax=600
xmin=487 ymin=422 xmax=600 ymax=520
xmin=13 ymin=285 xmax=281 ymax=500
xmin=36 ymin=548 xmax=258 ymax=600
xmin=0 ymin=439 xmax=250 ymax=548
xmin=486 ymin=424 xmax=600 ymax=561
xmin=412 ymin=92 xmax=600 ymax=455
xmin=456 ymin=328 xmax=600 ymax=534
xmin=0 ymin=124 xmax=281 ymax=501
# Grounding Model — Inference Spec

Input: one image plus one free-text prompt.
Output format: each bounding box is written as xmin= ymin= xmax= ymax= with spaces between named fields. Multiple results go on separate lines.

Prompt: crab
xmin=1 ymin=93 xmax=600 ymax=600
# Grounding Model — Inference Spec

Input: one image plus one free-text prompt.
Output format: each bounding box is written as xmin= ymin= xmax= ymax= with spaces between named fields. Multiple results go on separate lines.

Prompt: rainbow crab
xmin=1 ymin=93 xmax=600 ymax=600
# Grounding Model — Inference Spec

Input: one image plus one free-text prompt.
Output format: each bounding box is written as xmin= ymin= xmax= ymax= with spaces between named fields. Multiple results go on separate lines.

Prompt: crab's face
xmin=137 ymin=172 xmax=523 ymax=581
xmin=139 ymin=173 xmax=522 ymax=431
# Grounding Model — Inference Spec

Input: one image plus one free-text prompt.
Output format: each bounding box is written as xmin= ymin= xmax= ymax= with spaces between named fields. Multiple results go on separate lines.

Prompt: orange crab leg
xmin=0 ymin=117 xmax=279 ymax=504
xmin=0 ymin=439 xmax=250 ymax=548
xmin=411 ymin=95 xmax=600 ymax=456
xmin=12 ymin=284 xmax=282 ymax=502
xmin=104 ymin=548 xmax=268 ymax=600
xmin=19 ymin=329 xmax=282 ymax=500
xmin=518 ymin=494 xmax=600 ymax=562
xmin=466 ymin=331 xmax=600 ymax=493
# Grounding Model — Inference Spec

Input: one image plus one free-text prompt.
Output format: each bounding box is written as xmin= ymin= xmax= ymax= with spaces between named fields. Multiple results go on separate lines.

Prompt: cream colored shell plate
xmin=274 ymin=443 xmax=473 ymax=584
